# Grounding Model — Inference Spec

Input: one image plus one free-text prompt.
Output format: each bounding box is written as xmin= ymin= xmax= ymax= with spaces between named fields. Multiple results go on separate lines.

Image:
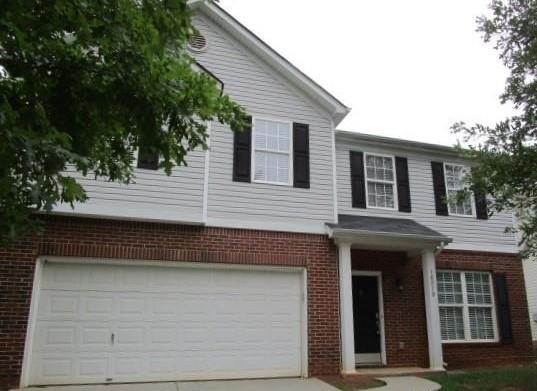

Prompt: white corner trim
xmin=202 ymin=122 xmax=212 ymax=223
xmin=330 ymin=120 xmax=339 ymax=224
xmin=20 ymin=258 xmax=43 ymax=388
xmin=301 ymin=268 xmax=309 ymax=378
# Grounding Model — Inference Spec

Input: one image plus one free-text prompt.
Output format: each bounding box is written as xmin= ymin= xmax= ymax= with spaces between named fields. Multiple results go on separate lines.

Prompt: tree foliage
xmin=0 ymin=0 xmax=245 ymax=241
xmin=452 ymin=0 xmax=537 ymax=258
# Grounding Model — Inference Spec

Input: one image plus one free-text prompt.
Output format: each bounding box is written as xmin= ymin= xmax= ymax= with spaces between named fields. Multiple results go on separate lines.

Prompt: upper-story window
xmin=253 ymin=118 xmax=292 ymax=185
xmin=437 ymin=270 xmax=497 ymax=342
xmin=365 ymin=153 xmax=397 ymax=209
xmin=137 ymin=146 xmax=159 ymax=170
xmin=444 ymin=163 xmax=474 ymax=216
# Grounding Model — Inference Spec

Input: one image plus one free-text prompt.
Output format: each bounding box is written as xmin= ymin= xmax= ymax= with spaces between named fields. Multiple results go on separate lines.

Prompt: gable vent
xmin=188 ymin=30 xmax=208 ymax=52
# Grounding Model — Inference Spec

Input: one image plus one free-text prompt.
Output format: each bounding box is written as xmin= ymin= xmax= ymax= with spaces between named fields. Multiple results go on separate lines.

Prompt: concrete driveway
xmin=13 ymin=378 xmax=339 ymax=391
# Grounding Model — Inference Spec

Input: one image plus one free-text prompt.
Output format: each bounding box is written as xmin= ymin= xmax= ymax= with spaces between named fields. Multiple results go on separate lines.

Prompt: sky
xmin=218 ymin=0 xmax=513 ymax=146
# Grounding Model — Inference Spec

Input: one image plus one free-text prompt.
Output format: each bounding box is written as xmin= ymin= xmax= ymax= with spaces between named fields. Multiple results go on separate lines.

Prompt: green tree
xmin=0 ymin=0 xmax=246 ymax=241
xmin=452 ymin=0 xmax=537 ymax=258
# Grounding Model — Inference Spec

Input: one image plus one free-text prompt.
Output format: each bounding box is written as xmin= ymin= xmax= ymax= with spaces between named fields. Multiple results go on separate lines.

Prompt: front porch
xmin=327 ymin=215 xmax=452 ymax=374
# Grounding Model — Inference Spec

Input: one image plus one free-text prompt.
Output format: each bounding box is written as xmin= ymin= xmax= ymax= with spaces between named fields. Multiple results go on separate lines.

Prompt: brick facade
xmin=0 ymin=215 xmax=533 ymax=389
xmin=0 ymin=215 xmax=340 ymax=389
xmin=437 ymin=250 xmax=534 ymax=369
xmin=350 ymin=249 xmax=534 ymax=370
xmin=351 ymin=250 xmax=430 ymax=368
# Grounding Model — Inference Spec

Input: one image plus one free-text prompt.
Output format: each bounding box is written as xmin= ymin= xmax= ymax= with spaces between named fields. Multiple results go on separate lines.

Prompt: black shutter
xmin=395 ymin=157 xmax=411 ymax=213
xmin=350 ymin=151 xmax=366 ymax=208
xmin=431 ymin=162 xmax=448 ymax=216
xmin=232 ymin=115 xmax=252 ymax=182
xmin=137 ymin=146 xmax=159 ymax=170
xmin=474 ymin=190 xmax=488 ymax=220
xmin=293 ymin=123 xmax=310 ymax=189
xmin=494 ymin=273 xmax=513 ymax=344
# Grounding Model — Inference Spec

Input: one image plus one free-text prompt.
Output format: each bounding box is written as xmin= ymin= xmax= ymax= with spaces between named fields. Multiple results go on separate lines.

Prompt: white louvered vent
xmin=188 ymin=30 xmax=208 ymax=52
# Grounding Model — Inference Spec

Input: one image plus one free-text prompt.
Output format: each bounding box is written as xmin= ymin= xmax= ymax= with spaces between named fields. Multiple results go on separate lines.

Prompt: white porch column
xmin=421 ymin=249 xmax=444 ymax=370
xmin=338 ymin=242 xmax=356 ymax=374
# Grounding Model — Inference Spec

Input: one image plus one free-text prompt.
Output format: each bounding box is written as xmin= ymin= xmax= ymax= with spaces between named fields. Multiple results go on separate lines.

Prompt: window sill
xmin=447 ymin=212 xmax=476 ymax=218
xmin=366 ymin=205 xmax=397 ymax=211
xmin=442 ymin=340 xmax=500 ymax=346
xmin=252 ymin=179 xmax=292 ymax=187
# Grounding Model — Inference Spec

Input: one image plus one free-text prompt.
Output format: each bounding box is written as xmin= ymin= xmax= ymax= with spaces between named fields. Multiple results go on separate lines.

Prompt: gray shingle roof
xmin=328 ymin=214 xmax=450 ymax=240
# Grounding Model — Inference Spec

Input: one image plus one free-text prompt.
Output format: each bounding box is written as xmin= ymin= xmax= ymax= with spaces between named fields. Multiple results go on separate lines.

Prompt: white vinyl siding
xmin=336 ymin=138 xmax=518 ymax=252
xmin=193 ymin=13 xmax=336 ymax=231
xmin=437 ymin=270 xmax=497 ymax=343
xmin=365 ymin=154 xmax=396 ymax=209
xmin=253 ymin=118 xmax=292 ymax=185
xmin=444 ymin=163 xmax=474 ymax=217
xmin=53 ymin=149 xmax=206 ymax=223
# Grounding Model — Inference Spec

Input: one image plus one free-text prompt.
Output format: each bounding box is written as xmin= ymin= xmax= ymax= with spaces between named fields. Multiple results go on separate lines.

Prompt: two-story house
xmin=0 ymin=2 xmax=533 ymax=389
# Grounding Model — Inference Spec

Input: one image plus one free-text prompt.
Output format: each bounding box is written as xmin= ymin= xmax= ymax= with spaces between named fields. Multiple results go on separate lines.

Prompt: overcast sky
xmin=219 ymin=0 xmax=512 ymax=146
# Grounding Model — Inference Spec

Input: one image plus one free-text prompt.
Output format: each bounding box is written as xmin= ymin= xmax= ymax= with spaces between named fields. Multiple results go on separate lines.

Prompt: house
xmin=0 ymin=1 xmax=533 ymax=389
xmin=523 ymin=257 xmax=537 ymax=346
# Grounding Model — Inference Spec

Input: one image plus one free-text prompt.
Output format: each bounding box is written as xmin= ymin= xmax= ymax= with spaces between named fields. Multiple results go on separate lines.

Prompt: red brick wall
xmin=351 ymin=249 xmax=534 ymax=370
xmin=438 ymin=250 xmax=534 ymax=369
xmin=0 ymin=233 xmax=39 ymax=389
xmin=0 ymin=215 xmax=340 ymax=389
xmin=351 ymin=250 xmax=430 ymax=368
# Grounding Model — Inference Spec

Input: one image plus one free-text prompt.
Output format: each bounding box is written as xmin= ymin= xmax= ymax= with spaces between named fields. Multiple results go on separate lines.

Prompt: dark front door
xmin=352 ymin=275 xmax=381 ymax=363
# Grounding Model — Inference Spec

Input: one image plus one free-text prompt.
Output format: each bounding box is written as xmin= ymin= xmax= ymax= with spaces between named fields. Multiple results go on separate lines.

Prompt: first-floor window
xmin=253 ymin=118 xmax=291 ymax=185
xmin=437 ymin=270 xmax=497 ymax=342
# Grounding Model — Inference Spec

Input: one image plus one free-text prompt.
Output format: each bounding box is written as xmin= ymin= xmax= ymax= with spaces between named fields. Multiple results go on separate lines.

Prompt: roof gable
xmin=189 ymin=1 xmax=350 ymax=125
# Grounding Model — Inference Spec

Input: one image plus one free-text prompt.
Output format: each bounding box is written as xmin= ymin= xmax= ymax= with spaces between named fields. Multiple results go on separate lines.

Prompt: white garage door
xmin=27 ymin=261 xmax=304 ymax=386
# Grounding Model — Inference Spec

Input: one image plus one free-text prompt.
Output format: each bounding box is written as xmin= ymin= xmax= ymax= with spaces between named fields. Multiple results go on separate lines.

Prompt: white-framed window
xmin=444 ymin=163 xmax=474 ymax=217
xmin=364 ymin=153 xmax=397 ymax=209
xmin=437 ymin=270 xmax=498 ymax=343
xmin=252 ymin=117 xmax=292 ymax=185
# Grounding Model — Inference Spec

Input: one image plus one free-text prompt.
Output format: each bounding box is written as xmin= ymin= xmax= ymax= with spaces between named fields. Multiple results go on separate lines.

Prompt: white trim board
xmin=202 ymin=121 xmax=212 ymax=223
xmin=20 ymin=258 xmax=43 ymax=388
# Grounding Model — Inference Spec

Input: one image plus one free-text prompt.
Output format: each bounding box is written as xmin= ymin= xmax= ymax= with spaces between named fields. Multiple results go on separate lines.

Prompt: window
xmin=444 ymin=163 xmax=474 ymax=216
xmin=137 ymin=146 xmax=159 ymax=170
xmin=365 ymin=153 xmax=396 ymax=209
xmin=253 ymin=118 xmax=292 ymax=185
xmin=437 ymin=270 xmax=497 ymax=342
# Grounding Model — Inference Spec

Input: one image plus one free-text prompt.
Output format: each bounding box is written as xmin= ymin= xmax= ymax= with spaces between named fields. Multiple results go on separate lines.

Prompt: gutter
xmin=195 ymin=60 xmax=224 ymax=96
xmin=328 ymin=226 xmax=453 ymax=244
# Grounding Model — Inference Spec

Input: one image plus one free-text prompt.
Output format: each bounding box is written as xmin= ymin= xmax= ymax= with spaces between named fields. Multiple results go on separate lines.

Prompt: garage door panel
xmin=37 ymin=292 xmax=80 ymax=320
xmin=34 ymin=321 xmax=115 ymax=353
xmin=29 ymin=262 xmax=304 ymax=385
xmin=31 ymin=353 xmax=111 ymax=384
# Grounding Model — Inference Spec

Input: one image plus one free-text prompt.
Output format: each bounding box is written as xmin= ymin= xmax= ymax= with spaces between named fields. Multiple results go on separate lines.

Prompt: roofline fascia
xmin=327 ymin=226 xmax=453 ymax=245
xmin=191 ymin=1 xmax=351 ymax=125
xmin=335 ymin=129 xmax=468 ymax=157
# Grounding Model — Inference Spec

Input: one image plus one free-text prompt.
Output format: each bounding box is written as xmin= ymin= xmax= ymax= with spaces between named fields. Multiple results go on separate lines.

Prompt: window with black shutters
xmin=137 ymin=146 xmax=159 ymax=170
xmin=437 ymin=270 xmax=498 ymax=342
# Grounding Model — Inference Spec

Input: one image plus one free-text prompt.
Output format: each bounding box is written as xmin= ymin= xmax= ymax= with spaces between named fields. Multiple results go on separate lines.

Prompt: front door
xmin=353 ymin=275 xmax=381 ymax=365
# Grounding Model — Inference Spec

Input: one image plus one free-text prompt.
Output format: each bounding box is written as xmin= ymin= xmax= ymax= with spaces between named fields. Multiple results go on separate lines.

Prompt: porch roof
xmin=326 ymin=215 xmax=452 ymax=252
